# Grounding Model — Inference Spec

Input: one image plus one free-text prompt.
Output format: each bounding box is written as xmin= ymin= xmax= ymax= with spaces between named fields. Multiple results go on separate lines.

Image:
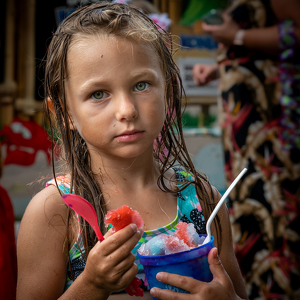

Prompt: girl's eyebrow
xmin=78 ymin=77 xmax=111 ymax=93
xmin=129 ymin=69 xmax=160 ymax=79
xmin=79 ymin=69 xmax=159 ymax=92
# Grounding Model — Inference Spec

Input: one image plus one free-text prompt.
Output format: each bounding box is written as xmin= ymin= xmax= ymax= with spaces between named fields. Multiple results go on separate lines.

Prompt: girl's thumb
xmin=207 ymin=247 xmax=237 ymax=298
xmin=208 ymin=247 xmax=227 ymax=282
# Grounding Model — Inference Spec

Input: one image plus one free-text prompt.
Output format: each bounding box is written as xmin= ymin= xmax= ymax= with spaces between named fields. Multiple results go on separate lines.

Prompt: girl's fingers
xmin=114 ymin=252 xmax=136 ymax=274
xmin=155 ymin=272 xmax=203 ymax=294
xmin=117 ymin=262 xmax=139 ymax=288
xmin=109 ymin=231 xmax=143 ymax=264
xmin=100 ymin=224 xmax=142 ymax=256
xmin=103 ymin=227 xmax=114 ymax=239
xmin=207 ymin=248 xmax=233 ymax=290
xmin=150 ymin=287 xmax=191 ymax=300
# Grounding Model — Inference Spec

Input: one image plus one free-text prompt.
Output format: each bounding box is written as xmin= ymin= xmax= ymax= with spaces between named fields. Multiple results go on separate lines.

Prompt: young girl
xmin=16 ymin=2 xmax=248 ymax=299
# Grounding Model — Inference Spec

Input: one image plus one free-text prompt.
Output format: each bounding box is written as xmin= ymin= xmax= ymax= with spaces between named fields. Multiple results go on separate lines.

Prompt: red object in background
xmin=0 ymin=185 xmax=17 ymax=299
xmin=0 ymin=117 xmax=52 ymax=166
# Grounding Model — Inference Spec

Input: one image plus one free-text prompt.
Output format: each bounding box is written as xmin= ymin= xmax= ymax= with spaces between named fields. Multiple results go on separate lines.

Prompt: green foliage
xmin=182 ymin=111 xmax=217 ymax=128
xmin=180 ymin=0 xmax=228 ymax=26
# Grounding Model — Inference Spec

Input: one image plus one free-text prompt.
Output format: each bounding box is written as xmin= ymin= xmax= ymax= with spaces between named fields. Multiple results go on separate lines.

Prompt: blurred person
xmin=0 ymin=148 xmax=17 ymax=299
xmin=193 ymin=0 xmax=300 ymax=299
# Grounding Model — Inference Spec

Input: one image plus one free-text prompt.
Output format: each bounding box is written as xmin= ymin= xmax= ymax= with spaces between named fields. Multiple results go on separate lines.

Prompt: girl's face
xmin=65 ymin=35 xmax=166 ymax=163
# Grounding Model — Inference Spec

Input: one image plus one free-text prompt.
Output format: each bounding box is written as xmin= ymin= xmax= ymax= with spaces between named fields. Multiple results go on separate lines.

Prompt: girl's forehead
xmin=65 ymin=35 xmax=164 ymax=87
xmin=67 ymin=34 xmax=162 ymax=72
xmin=71 ymin=34 xmax=157 ymax=58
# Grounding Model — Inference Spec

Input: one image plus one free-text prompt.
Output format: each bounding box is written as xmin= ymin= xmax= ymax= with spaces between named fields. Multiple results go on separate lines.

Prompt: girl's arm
xmin=16 ymin=185 xmax=142 ymax=300
xmin=202 ymin=0 xmax=300 ymax=54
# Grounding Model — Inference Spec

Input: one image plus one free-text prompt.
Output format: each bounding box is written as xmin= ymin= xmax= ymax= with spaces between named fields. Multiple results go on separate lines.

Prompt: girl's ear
xmin=47 ymin=97 xmax=77 ymax=130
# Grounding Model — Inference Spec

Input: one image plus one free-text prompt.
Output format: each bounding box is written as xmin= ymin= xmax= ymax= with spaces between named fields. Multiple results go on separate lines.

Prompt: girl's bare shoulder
xmin=17 ymin=184 xmax=69 ymax=253
xmin=21 ymin=184 xmax=68 ymax=228
xmin=16 ymin=186 xmax=69 ymax=298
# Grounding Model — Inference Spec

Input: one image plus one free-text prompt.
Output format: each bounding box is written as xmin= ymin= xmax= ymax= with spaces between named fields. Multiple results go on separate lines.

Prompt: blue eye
xmin=134 ymin=82 xmax=149 ymax=91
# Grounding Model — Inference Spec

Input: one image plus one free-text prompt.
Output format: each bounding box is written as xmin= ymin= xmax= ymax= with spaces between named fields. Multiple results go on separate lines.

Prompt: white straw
xmin=203 ymin=168 xmax=247 ymax=244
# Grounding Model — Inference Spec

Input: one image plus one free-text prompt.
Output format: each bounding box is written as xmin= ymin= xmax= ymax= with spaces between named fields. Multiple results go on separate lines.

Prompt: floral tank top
xmin=46 ymin=168 xmax=207 ymax=292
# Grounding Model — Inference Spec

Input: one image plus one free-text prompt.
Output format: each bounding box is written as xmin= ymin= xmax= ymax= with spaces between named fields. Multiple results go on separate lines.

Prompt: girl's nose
xmin=115 ymin=93 xmax=138 ymax=121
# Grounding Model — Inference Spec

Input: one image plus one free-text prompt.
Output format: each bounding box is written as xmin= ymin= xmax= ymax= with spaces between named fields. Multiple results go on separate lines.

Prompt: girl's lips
xmin=115 ymin=131 xmax=144 ymax=142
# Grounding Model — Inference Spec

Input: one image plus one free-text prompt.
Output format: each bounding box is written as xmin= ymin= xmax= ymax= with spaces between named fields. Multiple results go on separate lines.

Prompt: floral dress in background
xmin=218 ymin=0 xmax=300 ymax=299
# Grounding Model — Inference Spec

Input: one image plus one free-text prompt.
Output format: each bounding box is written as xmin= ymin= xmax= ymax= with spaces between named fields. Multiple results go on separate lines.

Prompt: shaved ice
xmin=138 ymin=235 xmax=168 ymax=256
xmin=164 ymin=235 xmax=190 ymax=254
xmin=104 ymin=205 xmax=144 ymax=232
xmin=138 ymin=222 xmax=206 ymax=256
xmin=174 ymin=222 xmax=202 ymax=247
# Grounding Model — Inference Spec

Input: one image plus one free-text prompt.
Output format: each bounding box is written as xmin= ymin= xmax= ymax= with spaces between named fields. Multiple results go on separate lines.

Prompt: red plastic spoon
xmin=61 ymin=194 xmax=144 ymax=297
xmin=62 ymin=194 xmax=104 ymax=241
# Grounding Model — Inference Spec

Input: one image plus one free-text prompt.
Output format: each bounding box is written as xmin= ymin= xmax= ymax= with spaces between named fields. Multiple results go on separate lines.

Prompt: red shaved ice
xmin=164 ymin=235 xmax=189 ymax=254
xmin=104 ymin=205 xmax=144 ymax=232
xmin=175 ymin=222 xmax=193 ymax=247
xmin=175 ymin=221 xmax=200 ymax=247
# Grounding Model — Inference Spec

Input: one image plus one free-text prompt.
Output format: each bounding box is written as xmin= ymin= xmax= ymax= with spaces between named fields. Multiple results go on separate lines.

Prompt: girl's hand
xmin=150 ymin=247 xmax=242 ymax=300
xmin=202 ymin=13 xmax=240 ymax=47
xmin=81 ymin=224 xmax=143 ymax=296
xmin=192 ymin=63 xmax=219 ymax=86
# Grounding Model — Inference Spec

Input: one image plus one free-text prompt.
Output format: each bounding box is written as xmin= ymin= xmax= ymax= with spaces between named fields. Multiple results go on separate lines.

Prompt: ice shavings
xmin=138 ymin=222 xmax=206 ymax=256
xmin=174 ymin=222 xmax=202 ymax=247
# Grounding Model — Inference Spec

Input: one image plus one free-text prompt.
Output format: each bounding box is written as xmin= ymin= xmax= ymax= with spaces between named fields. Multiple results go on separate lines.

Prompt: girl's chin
xmin=87 ymin=142 xmax=154 ymax=161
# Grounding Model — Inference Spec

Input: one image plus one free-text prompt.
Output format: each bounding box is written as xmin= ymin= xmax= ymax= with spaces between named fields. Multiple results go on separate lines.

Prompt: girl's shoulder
xmin=22 ymin=184 xmax=69 ymax=231
xmin=19 ymin=178 xmax=70 ymax=245
xmin=17 ymin=185 xmax=70 ymax=296
xmin=30 ymin=181 xmax=65 ymax=207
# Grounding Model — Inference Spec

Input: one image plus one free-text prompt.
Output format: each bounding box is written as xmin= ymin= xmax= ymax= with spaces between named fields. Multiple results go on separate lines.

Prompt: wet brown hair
xmin=44 ymin=1 xmax=222 ymax=267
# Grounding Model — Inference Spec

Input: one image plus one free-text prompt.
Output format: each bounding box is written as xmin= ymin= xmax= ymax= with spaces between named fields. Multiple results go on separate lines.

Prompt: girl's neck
xmin=90 ymin=151 xmax=159 ymax=193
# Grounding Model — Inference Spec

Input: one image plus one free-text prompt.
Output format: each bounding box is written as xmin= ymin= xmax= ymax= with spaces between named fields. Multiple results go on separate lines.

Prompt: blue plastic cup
xmin=137 ymin=235 xmax=214 ymax=299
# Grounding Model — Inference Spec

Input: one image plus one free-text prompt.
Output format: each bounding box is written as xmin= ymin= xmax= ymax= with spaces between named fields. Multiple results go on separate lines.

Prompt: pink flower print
xmin=195 ymin=195 xmax=202 ymax=211
xmin=196 ymin=202 xmax=202 ymax=212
